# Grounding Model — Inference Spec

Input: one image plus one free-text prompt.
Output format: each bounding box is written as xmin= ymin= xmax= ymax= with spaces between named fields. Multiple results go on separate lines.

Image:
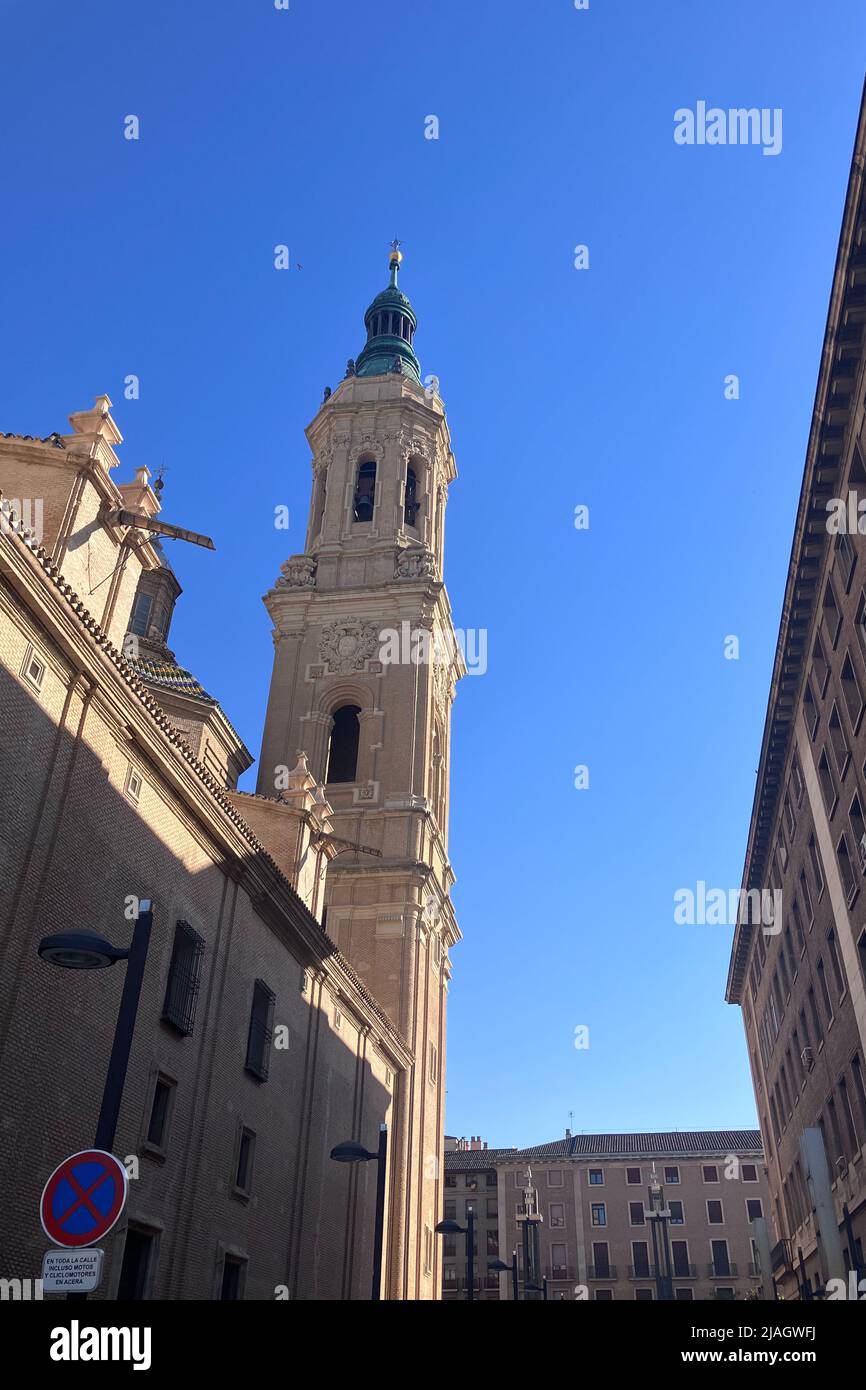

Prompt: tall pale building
xmin=257 ymin=248 xmax=463 ymax=1299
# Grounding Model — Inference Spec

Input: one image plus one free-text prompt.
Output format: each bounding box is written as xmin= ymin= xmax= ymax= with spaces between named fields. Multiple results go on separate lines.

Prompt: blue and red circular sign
xmin=40 ymin=1149 xmax=128 ymax=1248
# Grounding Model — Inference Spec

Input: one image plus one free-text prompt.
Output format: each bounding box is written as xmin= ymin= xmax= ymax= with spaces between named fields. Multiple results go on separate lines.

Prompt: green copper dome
xmin=354 ymin=249 xmax=421 ymax=383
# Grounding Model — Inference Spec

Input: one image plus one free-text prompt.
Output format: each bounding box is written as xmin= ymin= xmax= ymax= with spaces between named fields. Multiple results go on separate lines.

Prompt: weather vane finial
xmin=388 ymin=237 xmax=403 ymax=283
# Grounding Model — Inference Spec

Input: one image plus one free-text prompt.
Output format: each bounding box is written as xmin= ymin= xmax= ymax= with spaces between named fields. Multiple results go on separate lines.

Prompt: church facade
xmin=0 ymin=252 xmax=461 ymax=1300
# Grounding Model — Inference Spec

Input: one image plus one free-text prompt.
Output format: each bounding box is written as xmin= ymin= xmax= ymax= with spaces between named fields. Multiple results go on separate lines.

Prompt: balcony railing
xmin=707 ymin=1263 xmax=738 ymax=1279
xmin=628 ymin=1264 xmax=656 ymax=1280
xmin=586 ymin=1264 xmax=617 ymax=1280
xmin=671 ymin=1264 xmax=698 ymax=1279
xmin=545 ymin=1266 xmax=572 ymax=1281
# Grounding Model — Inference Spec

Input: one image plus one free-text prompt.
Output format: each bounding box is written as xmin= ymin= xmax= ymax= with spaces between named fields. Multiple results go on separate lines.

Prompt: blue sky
xmin=3 ymin=1 xmax=866 ymax=1148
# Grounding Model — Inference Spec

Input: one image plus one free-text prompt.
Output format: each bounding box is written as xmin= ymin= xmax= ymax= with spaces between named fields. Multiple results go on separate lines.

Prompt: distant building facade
xmin=726 ymin=88 xmax=866 ymax=1300
xmin=443 ymin=1132 xmax=770 ymax=1301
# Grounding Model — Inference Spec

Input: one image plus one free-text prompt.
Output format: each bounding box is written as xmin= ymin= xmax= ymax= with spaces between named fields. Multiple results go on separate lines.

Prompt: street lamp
xmin=38 ymin=902 xmax=153 ymax=1157
xmin=489 ymin=1251 xmax=519 ymax=1301
xmin=436 ymin=1206 xmax=476 ymax=1301
xmin=329 ymin=1123 xmax=388 ymax=1300
xmin=647 ymin=1168 xmax=674 ymax=1301
xmin=38 ymin=900 xmax=154 ymax=1301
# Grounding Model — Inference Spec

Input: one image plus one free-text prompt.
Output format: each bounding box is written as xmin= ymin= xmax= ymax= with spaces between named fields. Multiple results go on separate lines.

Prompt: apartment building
xmin=443 ymin=1131 xmax=769 ymax=1300
xmin=726 ymin=83 xmax=866 ymax=1299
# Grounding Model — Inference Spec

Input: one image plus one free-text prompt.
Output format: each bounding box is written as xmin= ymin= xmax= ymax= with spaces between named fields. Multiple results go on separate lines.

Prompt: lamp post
xmin=489 ymin=1250 xmax=519 ymax=1301
xmin=38 ymin=900 xmax=154 ymax=1300
xmin=330 ymin=1123 xmax=388 ymax=1300
xmin=436 ymin=1205 xmax=476 ymax=1301
xmin=647 ymin=1167 xmax=674 ymax=1301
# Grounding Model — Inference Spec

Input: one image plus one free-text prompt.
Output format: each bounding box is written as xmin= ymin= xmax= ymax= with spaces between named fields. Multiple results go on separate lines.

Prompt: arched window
xmin=353 ymin=460 xmax=376 ymax=522
xmin=404 ymin=466 xmax=419 ymax=526
xmin=326 ymin=705 xmax=361 ymax=783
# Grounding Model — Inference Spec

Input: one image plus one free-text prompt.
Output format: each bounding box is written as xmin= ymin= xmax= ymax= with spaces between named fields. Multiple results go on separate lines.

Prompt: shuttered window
xmin=245 ymin=979 xmax=276 ymax=1081
xmin=161 ymin=922 xmax=204 ymax=1035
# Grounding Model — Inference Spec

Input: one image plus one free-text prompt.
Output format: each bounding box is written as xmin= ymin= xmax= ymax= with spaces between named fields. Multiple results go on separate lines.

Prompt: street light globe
xmin=37 ymin=930 xmax=125 ymax=970
xmin=329 ymin=1141 xmax=374 ymax=1163
xmin=434 ymin=1219 xmax=464 ymax=1235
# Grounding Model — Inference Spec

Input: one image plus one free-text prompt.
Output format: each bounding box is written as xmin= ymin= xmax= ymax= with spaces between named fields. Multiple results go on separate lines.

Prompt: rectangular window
xmin=550 ymin=1243 xmax=567 ymax=1277
xmin=706 ymin=1199 xmax=724 ymax=1224
xmin=792 ymin=755 xmax=804 ymax=803
xmin=808 ymin=837 xmax=825 ymax=899
xmin=837 ymin=834 xmax=857 ymax=904
xmin=818 ymin=748 xmax=838 ymax=816
xmin=117 ymin=1227 xmax=155 ymax=1302
xmin=130 ymin=591 xmax=153 ymax=637
xmin=626 ymin=1166 xmax=641 ymax=1184
xmin=145 ymin=1076 xmax=175 ymax=1150
xmin=671 ymin=1240 xmax=691 ymax=1277
xmin=851 ymin=1054 xmax=866 ymax=1136
xmin=594 ymin=1289 xmax=613 ymax=1301
xmin=710 ymin=1239 xmax=731 ymax=1276
xmin=588 ymin=1168 xmax=604 ymax=1185
xmin=824 ymin=579 xmax=842 ymax=647
xmin=245 ymin=979 xmax=275 ymax=1081
xmin=813 ymin=633 xmax=830 ymax=693
xmin=842 ymin=651 xmax=865 ymax=729
xmin=792 ymin=896 xmax=806 ymax=952
xmin=857 ymin=588 xmax=866 ymax=663
xmin=838 ymin=531 xmax=857 ymax=591
xmin=784 ymin=794 xmax=796 ymax=837
xmin=235 ymin=1127 xmax=255 ymax=1194
xmin=808 ymin=985 xmax=824 ymax=1044
xmin=631 ymin=1240 xmax=651 ymax=1278
xmin=817 ymin=958 xmax=834 ymax=1025
xmin=161 ymin=921 xmax=205 ymax=1035
xmin=829 ymin=705 xmax=851 ymax=779
xmin=486 ymin=1198 xmax=498 ymax=1219
xmin=746 ymin=1197 xmax=764 ymax=1221
xmin=800 ymin=869 xmax=814 ymax=926
xmin=827 ymin=928 xmax=847 ymax=998
xmin=591 ymin=1241 xmax=610 ymax=1278
xmin=549 ymin=1203 xmax=565 ymax=1228
xmin=635 ymin=1288 xmax=653 ymax=1301
xmin=443 ymin=1200 xmax=456 ymax=1220
xmin=702 ymin=1164 xmax=719 ymax=1183
xmin=804 ymin=679 xmax=819 ymax=739
xmin=220 ymin=1255 xmax=246 ymax=1301
xmin=675 ymin=1287 xmax=694 ymax=1301
xmin=849 ymin=794 xmax=866 ymax=871
xmin=590 ymin=1203 xmax=606 ymax=1227
xmin=629 ymin=1201 xmax=645 ymax=1225
xmin=669 ymin=1199 xmax=684 ymax=1224
xmin=664 ymin=1166 xmax=680 ymax=1184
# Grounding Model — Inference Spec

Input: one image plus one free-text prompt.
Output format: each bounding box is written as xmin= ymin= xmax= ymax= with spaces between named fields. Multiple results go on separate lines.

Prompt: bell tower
xmin=257 ymin=247 xmax=463 ymax=1299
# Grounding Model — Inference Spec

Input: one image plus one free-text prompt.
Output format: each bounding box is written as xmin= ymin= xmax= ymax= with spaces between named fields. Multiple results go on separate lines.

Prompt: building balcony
xmin=628 ymin=1264 xmax=657 ymax=1280
xmin=707 ymin=1263 xmax=738 ymax=1279
xmin=671 ymin=1264 xmax=698 ymax=1279
xmin=587 ymin=1264 xmax=617 ymax=1280
xmin=545 ymin=1265 xmax=572 ymax=1281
